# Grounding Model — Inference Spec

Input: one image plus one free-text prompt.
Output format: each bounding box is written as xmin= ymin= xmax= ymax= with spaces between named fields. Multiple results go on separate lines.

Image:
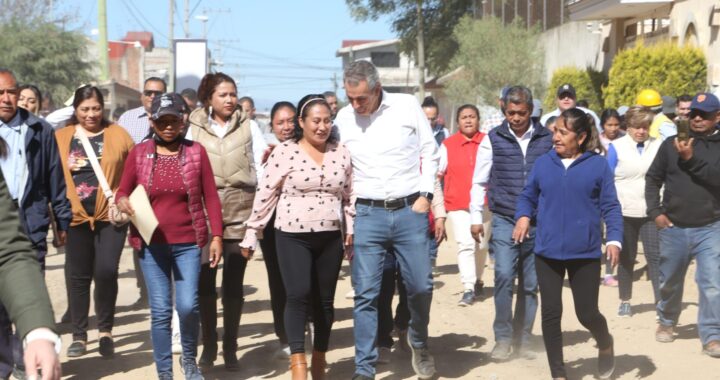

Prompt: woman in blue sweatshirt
xmin=513 ymin=108 xmax=623 ymax=380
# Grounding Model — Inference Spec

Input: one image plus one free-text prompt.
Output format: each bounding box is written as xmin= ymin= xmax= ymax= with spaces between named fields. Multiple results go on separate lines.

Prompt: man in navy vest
xmin=470 ymin=86 xmax=553 ymax=360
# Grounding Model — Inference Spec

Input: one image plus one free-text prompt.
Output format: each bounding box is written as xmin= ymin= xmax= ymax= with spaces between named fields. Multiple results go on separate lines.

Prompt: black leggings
xmin=66 ymin=222 xmax=127 ymax=341
xmin=535 ymin=255 xmax=612 ymax=378
xmin=198 ymin=239 xmax=248 ymax=300
xmin=619 ymin=217 xmax=660 ymax=303
xmin=259 ymin=215 xmax=288 ymax=343
xmin=275 ymin=229 xmax=343 ymax=354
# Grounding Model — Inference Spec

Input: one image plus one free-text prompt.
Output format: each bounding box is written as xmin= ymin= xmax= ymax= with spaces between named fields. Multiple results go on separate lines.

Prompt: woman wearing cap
xmin=241 ymin=94 xmax=354 ymax=379
xmin=606 ymin=106 xmax=661 ymax=317
xmin=513 ymin=108 xmax=621 ymax=380
xmin=116 ymin=92 xmax=223 ymax=380
xmin=185 ymin=72 xmax=268 ymax=371
xmin=55 ymin=85 xmax=134 ymax=358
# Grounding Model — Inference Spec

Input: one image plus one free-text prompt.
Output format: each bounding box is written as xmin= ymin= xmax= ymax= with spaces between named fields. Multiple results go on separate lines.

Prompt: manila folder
xmin=129 ymin=185 xmax=159 ymax=244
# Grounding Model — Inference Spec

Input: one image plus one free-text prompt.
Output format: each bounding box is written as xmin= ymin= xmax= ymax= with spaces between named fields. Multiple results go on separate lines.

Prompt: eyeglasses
xmin=558 ymin=94 xmax=574 ymax=100
xmin=143 ymin=90 xmax=163 ymax=97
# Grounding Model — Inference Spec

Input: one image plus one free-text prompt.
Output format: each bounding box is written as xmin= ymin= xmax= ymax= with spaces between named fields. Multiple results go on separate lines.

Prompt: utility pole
xmin=169 ymin=0 xmax=175 ymax=91
xmin=98 ymin=0 xmax=109 ymax=82
xmin=416 ymin=0 xmax=426 ymax=100
xmin=184 ymin=0 xmax=190 ymax=38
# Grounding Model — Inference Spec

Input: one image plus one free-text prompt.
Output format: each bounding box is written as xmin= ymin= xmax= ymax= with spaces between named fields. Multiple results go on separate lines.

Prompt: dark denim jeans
xmin=140 ymin=243 xmax=201 ymax=377
xmin=657 ymin=221 xmax=720 ymax=345
xmin=352 ymin=203 xmax=433 ymax=377
xmin=490 ymin=214 xmax=538 ymax=345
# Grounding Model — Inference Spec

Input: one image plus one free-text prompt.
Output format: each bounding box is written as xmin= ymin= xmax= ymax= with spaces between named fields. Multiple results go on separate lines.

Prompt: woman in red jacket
xmin=438 ymin=104 xmax=488 ymax=306
xmin=115 ymin=93 xmax=223 ymax=380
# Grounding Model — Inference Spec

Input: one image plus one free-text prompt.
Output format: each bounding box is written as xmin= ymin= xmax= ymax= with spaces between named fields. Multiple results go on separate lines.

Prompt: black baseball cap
xmin=556 ymin=83 xmax=576 ymax=99
xmin=690 ymin=93 xmax=720 ymax=113
xmin=151 ymin=93 xmax=187 ymax=120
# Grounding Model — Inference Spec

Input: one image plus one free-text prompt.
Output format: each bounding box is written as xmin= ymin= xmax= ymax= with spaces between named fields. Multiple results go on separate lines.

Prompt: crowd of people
xmin=0 ymin=58 xmax=718 ymax=380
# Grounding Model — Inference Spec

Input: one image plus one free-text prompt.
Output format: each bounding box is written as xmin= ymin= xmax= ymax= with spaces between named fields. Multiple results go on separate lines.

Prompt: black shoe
xmin=598 ymin=335 xmax=615 ymax=379
xmin=67 ymin=340 xmax=87 ymax=358
xmin=223 ymin=351 xmax=240 ymax=372
xmin=474 ymin=281 xmax=484 ymax=299
xmin=99 ymin=336 xmax=114 ymax=358
xmin=198 ymin=344 xmax=217 ymax=369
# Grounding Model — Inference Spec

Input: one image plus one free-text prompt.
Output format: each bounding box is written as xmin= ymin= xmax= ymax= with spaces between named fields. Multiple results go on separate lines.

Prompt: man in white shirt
xmin=334 ymin=60 xmax=438 ymax=380
xmin=470 ymin=86 xmax=554 ymax=361
xmin=540 ymin=83 xmax=601 ymax=130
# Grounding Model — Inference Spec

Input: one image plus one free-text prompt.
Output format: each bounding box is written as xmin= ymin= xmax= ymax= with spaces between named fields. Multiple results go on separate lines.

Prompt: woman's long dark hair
xmin=560 ymin=108 xmax=604 ymax=154
xmin=67 ymin=85 xmax=111 ymax=128
xmin=293 ymin=94 xmax=338 ymax=144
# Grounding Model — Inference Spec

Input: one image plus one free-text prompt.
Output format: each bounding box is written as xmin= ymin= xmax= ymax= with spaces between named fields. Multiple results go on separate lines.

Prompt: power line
xmin=121 ymin=0 xmax=169 ymax=40
xmin=216 ymin=41 xmax=339 ymax=71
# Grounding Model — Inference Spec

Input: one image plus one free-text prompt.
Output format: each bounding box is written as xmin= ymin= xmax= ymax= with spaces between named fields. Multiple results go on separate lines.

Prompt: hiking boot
xmin=407 ymin=332 xmax=436 ymax=379
xmin=458 ymin=290 xmax=475 ymax=307
xmin=490 ymin=341 xmax=513 ymax=361
xmin=617 ymin=302 xmax=632 ymax=317
xmin=655 ymin=324 xmax=675 ymax=343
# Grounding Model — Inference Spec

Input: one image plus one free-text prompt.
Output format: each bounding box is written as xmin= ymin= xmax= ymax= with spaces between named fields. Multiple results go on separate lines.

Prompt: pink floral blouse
xmin=241 ymin=140 xmax=355 ymax=250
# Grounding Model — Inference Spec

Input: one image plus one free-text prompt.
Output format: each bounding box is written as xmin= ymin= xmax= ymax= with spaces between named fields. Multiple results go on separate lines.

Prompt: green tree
xmin=604 ymin=41 xmax=706 ymax=108
xmin=346 ymin=0 xmax=473 ymax=75
xmin=544 ymin=66 xmax=604 ymax=113
xmin=0 ymin=20 xmax=93 ymax=107
xmin=445 ymin=16 xmax=544 ymax=105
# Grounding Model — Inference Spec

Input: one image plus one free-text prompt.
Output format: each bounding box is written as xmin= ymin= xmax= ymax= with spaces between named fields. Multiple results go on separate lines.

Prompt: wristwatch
xmin=419 ymin=191 xmax=434 ymax=202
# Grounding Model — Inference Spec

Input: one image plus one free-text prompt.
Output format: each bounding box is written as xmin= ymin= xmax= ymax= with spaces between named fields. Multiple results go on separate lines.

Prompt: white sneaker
xmin=377 ymin=346 xmax=392 ymax=364
xmin=171 ymin=341 xmax=182 ymax=355
xmin=345 ymin=289 xmax=355 ymax=299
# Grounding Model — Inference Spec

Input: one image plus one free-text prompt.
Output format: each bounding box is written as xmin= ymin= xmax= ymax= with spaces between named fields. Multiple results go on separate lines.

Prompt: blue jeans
xmin=657 ymin=221 xmax=720 ymax=345
xmin=491 ymin=214 xmax=538 ymax=345
xmin=140 ymin=243 xmax=201 ymax=376
xmin=352 ymin=204 xmax=433 ymax=377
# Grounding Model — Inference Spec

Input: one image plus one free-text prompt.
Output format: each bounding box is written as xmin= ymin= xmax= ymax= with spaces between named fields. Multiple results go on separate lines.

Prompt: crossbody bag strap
xmin=75 ymin=125 xmax=114 ymax=200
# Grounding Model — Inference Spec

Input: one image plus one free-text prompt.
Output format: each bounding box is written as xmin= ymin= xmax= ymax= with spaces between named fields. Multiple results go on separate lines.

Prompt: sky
xmin=58 ymin=0 xmax=397 ymax=111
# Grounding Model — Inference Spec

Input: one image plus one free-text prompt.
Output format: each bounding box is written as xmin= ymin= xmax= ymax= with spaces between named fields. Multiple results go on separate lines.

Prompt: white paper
xmin=129 ymin=185 xmax=159 ymax=244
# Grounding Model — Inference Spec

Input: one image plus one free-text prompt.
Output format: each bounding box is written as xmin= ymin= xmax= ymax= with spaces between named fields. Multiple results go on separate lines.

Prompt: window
xmin=371 ymin=52 xmax=400 ymax=68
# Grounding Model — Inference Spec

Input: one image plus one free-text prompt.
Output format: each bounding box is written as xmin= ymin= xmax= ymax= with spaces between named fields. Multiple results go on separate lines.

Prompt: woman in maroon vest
xmin=115 ymin=93 xmax=223 ymax=380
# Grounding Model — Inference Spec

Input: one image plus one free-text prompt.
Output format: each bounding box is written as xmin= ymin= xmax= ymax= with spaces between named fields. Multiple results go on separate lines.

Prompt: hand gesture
xmin=673 ymin=137 xmax=695 ymax=161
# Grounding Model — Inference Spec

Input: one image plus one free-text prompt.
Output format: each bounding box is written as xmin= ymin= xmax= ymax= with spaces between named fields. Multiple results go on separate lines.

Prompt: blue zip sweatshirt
xmin=515 ymin=150 xmax=623 ymax=260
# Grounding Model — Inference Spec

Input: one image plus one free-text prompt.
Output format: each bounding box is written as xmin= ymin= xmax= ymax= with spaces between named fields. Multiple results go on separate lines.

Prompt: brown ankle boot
xmin=310 ymin=351 xmax=326 ymax=379
xmin=290 ymin=353 xmax=308 ymax=380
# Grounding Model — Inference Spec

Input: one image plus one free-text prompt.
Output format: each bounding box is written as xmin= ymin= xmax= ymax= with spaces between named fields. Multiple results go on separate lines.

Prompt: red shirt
xmin=117 ymin=149 xmax=223 ymax=245
xmin=442 ymin=131 xmax=485 ymax=211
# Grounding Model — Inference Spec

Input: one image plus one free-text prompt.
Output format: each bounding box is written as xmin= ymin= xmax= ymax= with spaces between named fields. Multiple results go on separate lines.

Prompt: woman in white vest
xmin=606 ymin=106 xmax=662 ymax=318
xmin=184 ymin=72 xmax=268 ymax=371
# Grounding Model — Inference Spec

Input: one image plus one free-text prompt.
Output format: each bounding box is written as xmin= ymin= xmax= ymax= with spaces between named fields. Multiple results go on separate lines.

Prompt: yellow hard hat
xmin=636 ymin=89 xmax=662 ymax=108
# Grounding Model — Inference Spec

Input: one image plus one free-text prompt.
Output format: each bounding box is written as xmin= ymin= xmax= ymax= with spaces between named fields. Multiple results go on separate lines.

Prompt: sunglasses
xmin=143 ymin=90 xmax=163 ymax=97
xmin=689 ymin=109 xmax=717 ymax=120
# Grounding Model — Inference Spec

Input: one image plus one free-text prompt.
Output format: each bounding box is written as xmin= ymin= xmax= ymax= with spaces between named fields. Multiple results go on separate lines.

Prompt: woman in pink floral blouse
xmin=240 ymin=94 xmax=353 ymax=379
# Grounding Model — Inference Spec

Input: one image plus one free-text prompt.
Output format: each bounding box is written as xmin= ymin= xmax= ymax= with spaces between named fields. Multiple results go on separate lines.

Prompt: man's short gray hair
xmin=343 ymin=60 xmax=380 ymax=89
xmin=505 ymin=86 xmax=534 ymax=111
xmin=0 ymin=68 xmax=16 ymax=83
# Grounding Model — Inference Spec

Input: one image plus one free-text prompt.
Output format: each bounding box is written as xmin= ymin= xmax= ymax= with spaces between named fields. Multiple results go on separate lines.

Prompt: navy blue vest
xmin=488 ymin=120 xmax=553 ymax=218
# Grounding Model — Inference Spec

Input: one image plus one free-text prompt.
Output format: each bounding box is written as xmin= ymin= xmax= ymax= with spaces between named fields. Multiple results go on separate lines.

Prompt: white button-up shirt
xmin=335 ymin=91 xmax=438 ymax=200
xmin=469 ymin=124 xmax=534 ymax=224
